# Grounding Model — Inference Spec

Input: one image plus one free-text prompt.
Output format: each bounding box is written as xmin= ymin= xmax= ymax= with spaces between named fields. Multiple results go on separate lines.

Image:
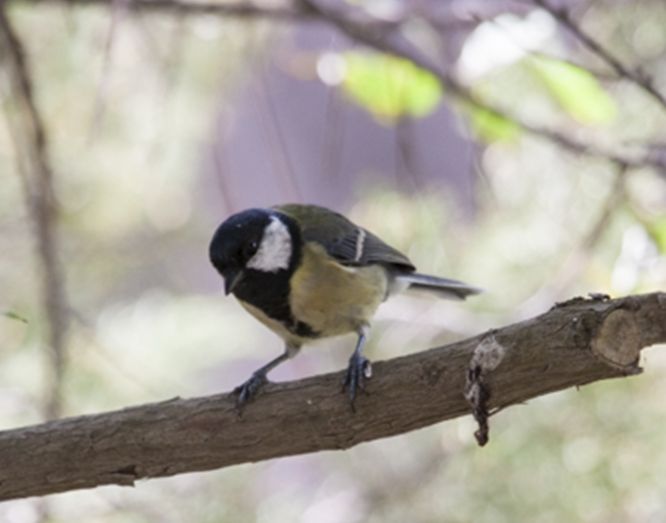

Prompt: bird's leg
xmin=234 ymin=343 xmax=299 ymax=408
xmin=343 ymin=326 xmax=372 ymax=409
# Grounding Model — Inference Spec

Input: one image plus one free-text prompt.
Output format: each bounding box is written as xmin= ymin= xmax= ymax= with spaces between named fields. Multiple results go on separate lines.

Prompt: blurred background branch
xmin=0 ymin=5 xmax=68 ymax=421
xmin=532 ymin=0 xmax=666 ymax=111
xmin=21 ymin=0 xmax=307 ymax=19
xmin=16 ymin=0 xmax=666 ymax=171
xmin=299 ymin=0 xmax=664 ymax=171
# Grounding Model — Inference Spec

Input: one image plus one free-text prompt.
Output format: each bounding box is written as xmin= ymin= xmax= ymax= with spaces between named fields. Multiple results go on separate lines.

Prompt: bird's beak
xmin=224 ymin=268 xmax=244 ymax=295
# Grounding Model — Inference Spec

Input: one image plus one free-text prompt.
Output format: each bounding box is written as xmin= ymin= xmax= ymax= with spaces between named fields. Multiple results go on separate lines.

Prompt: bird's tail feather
xmin=396 ymin=273 xmax=483 ymax=300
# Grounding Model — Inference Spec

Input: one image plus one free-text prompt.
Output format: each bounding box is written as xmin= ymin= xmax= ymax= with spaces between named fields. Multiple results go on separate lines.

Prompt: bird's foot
xmin=342 ymin=353 xmax=372 ymax=410
xmin=234 ymin=372 xmax=268 ymax=410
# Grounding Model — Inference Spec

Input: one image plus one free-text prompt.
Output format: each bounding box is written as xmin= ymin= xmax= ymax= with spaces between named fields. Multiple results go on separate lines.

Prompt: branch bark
xmin=0 ymin=292 xmax=664 ymax=501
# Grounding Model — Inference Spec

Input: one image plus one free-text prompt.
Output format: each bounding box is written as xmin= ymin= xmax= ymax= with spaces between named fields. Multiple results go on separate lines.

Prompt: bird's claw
xmin=342 ymin=353 xmax=372 ymax=409
xmin=234 ymin=372 xmax=268 ymax=410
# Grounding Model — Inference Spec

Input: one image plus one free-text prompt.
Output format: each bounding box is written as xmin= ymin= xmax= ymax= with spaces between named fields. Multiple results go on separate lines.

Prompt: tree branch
xmin=533 ymin=0 xmax=666 ymax=112
xmin=298 ymin=0 xmax=664 ymax=172
xmin=13 ymin=0 xmax=666 ymax=171
xmin=0 ymin=292 xmax=664 ymax=501
xmin=0 ymin=4 xmax=69 ymax=420
xmin=26 ymin=0 xmax=307 ymax=19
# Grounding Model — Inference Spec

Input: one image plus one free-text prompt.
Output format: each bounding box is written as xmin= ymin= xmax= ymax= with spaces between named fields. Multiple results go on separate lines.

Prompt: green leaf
xmin=466 ymin=105 xmax=521 ymax=142
xmin=341 ymin=52 xmax=442 ymax=121
xmin=529 ymin=57 xmax=617 ymax=125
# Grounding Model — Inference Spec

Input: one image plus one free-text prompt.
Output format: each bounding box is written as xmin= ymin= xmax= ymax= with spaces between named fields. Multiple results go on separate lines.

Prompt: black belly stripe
xmin=233 ymin=268 xmax=318 ymax=338
xmin=292 ymin=320 xmax=318 ymax=338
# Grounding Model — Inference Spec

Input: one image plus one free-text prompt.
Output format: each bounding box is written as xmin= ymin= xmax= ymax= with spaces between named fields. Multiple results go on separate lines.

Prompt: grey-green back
xmin=274 ymin=204 xmax=415 ymax=271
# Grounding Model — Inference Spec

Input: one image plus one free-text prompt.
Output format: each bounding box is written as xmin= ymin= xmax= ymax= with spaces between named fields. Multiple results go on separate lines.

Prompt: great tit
xmin=209 ymin=203 xmax=481 ymax=408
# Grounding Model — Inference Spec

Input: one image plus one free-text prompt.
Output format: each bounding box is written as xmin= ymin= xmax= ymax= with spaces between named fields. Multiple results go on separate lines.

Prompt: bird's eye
xmin=243 ymin=240 xmax=259 ymax=259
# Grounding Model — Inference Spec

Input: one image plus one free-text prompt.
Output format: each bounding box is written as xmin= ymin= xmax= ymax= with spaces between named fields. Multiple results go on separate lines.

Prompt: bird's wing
xmin=274 ymin=204 xmax=415 ymax=270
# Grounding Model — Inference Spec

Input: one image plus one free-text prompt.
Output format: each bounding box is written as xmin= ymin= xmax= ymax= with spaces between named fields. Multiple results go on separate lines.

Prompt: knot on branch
xmin=591 ymin=307 xmax=643 ymax=374
xmin=464 ymin=334 xmax=506 ymax=447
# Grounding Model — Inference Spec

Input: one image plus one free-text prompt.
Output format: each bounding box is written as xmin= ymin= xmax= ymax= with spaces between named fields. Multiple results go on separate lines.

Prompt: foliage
xmin=341 ymin=51 xmax=442 ymax=121
xmin=528 ymin=56 xmax=617 ymax=125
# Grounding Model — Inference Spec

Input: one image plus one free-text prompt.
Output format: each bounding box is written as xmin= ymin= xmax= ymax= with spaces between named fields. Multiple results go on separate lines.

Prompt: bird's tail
xmin=395 ymin=273 xmax=483 ymax=300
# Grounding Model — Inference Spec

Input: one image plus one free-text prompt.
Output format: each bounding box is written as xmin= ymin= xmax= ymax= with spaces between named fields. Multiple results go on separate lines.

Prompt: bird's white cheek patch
xmin=247 ymin=216 xmax=292 ymax=272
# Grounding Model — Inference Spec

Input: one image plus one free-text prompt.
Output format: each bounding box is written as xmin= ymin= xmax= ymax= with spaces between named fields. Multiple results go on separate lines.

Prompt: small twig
xmin=30 ymin=0 xmax=308 ymax=19
xmin=87 ymin=0 xmax=128 ymax=142
xmin=533 ymin=0 xmax=666 ymax=112
xmin=10 ymin=0 xmax=666 ymax=172
xmin=298 ymin=0 xmax=665 ymax=172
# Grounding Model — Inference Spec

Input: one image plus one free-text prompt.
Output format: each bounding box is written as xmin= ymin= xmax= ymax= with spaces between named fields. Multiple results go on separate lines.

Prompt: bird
xmin=209 ymin=203 xmax=481 ymax=408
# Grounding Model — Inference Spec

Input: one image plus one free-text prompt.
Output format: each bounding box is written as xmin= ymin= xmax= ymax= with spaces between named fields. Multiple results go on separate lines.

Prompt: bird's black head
xmin=209 ymin=208 xmax=300 ymax=295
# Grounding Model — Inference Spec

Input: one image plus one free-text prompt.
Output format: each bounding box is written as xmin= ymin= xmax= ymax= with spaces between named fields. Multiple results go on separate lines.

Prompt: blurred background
xmin=1 ymin=0 xmax=666 ymax=521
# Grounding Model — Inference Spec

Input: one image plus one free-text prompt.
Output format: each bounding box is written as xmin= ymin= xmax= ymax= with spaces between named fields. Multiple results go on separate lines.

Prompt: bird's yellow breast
xmin=289 ymin=242 xmax=388 ymax=337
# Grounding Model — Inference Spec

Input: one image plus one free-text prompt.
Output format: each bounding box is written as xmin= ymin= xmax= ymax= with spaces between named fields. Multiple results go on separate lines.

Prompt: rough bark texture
xmin=1 ymin=292 xmax=665 ymax=501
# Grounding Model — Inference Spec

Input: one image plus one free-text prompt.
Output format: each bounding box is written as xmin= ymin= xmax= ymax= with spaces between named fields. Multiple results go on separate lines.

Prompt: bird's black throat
xmin=231 ymin=215 xmax=317 ymax=339
xmin=233 ymin=269 xmax=316 ymax=338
